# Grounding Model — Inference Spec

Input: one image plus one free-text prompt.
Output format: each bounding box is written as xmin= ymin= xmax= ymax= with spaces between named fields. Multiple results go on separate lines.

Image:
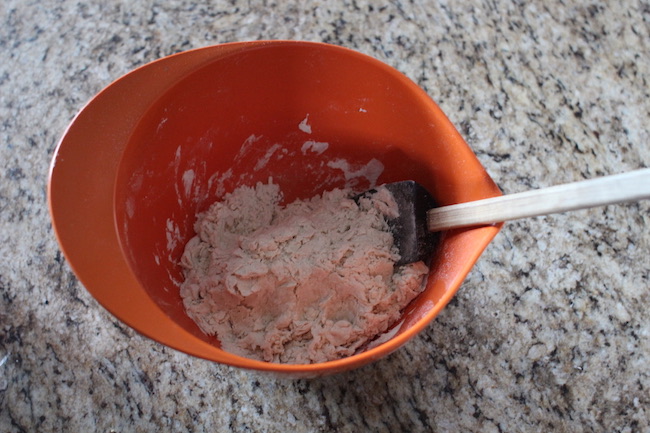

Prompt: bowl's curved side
xmin=48 ymin=42 xmax=273 ymax=365
xmin=49 ymin=41 xmax=503 ymax=377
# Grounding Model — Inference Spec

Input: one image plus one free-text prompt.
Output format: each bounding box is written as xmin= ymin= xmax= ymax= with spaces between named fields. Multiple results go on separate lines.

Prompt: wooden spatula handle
xmin=427 ymin=168 xmax=650 ymax=232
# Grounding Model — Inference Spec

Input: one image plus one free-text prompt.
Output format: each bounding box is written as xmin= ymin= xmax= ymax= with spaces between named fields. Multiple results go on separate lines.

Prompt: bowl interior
xmin=51 ymin=42 xmax=501 ymax=375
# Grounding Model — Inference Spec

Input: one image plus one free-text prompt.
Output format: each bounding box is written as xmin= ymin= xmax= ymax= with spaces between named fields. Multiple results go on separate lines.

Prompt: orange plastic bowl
xmin=48 ymin=41 xmax=501 ymax=377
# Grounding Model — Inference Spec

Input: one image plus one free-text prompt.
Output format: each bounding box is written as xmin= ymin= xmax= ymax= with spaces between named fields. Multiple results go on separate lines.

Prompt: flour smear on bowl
xmin=179 ymin=180 xmax=429 ymax=364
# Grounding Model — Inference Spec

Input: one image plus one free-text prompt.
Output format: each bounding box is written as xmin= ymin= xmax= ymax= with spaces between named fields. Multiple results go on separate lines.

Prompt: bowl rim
xmin=48 ymin=40 xmax=502 ymax=376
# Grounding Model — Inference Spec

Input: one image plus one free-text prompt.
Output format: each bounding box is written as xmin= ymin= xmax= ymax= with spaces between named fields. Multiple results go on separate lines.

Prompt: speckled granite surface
xmin=1 ymin=0 xmax=649 ymax=431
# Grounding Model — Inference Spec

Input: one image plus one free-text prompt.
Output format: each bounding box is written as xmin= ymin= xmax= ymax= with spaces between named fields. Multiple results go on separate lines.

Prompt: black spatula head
xmin=358 ymin=181 xmax=440 ymax=266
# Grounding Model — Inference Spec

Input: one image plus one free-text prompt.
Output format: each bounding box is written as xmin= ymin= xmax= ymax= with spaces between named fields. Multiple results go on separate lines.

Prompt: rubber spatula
xmin=372 ymin=168 xmax=650 ymax=265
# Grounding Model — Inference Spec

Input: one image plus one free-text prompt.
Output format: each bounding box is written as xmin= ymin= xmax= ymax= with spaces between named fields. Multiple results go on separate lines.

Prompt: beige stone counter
xmin=1 ymin=1 xmax=648 ymax=431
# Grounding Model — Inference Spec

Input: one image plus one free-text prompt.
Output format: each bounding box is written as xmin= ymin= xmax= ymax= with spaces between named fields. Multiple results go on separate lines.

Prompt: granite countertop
xmin=2 ymin=0 xmax=649 ymax=431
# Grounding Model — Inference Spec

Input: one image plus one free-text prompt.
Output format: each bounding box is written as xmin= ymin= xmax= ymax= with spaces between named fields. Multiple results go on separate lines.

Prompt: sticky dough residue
xmin=179 ymin=180 xmax=429 ymax=364
xmin=298 ymin=114 xmax=312 ymax=134
xmin=163 ymin=138 xmax=385 ymax=264
xmin=254 ymin=143 xmax=284 ymax=171
xmin=327 ymin=158 xmax=385 ymax=188
xmin=301 ymin=140 xmax=329 ymax=155
xmin=182 ymin=169 xmax=195 ymax=197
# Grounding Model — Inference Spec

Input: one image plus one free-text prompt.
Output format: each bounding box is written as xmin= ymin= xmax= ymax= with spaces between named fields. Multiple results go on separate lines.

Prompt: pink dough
xmin=179 ymin=180 xmax=429 ymax=364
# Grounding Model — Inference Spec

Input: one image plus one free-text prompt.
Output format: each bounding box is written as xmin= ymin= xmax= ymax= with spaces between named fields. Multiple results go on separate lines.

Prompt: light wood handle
xmin=427 ymin=168 xmax=650 ymax=232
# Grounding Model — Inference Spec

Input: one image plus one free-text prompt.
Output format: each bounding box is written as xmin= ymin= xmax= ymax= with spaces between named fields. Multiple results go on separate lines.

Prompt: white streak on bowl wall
xmin=327 ymin=158 xmax=384 ymax=188
xmin=298 ymin=114 xmax=312 ymax=134
xmin=125 ymin=171 xmax=144 ymax=220
xmin=301 ymin=140 xmax=329 ymax=155
xmin=207 ymin=168 xmax=233 ymax=199
xmin=182 ymin=169 xmax=195 ymax=197
xmin=156 ymin=117 xmax=168 ymax=133
xmin=236 ymin=134 xmax=262 ymax=161
xmin=131 ymin=171 xmax=144 ymax=192
xmin=254 ymin=143 xmax=283 ymax=171
xmin=166 ymin=268 xmax=182 ymax=288
xmin=175 ymin=145 xmax=181 ymax=163
xmin=125 ymin=197 xmax=135 ymax=219
xmin=173 ymin=145 xmax=183 ymax=205
xmin=165 ymin=218 xmax=180 ymax=252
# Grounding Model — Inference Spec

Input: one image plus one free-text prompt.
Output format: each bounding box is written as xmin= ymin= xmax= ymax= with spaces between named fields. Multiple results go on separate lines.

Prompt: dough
xmin=180 ymin=180 xmax=429 ymax=364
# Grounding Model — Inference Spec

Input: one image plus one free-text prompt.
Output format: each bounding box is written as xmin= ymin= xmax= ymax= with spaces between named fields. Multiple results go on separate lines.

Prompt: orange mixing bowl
xmin=48 ymin=41 xmax=502 ymax=377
